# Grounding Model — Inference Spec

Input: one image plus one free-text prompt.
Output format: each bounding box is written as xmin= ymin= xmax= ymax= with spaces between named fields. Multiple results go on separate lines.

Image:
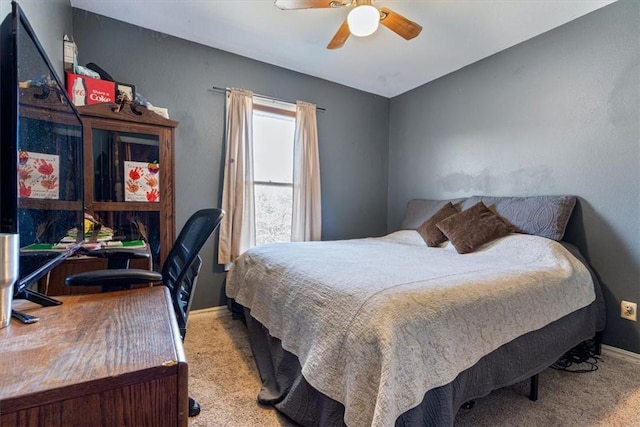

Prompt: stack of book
xmin=21 ymin=215 xmax=147 ymax=252
xmin=60 ymin=224 xmax=114 ymax=245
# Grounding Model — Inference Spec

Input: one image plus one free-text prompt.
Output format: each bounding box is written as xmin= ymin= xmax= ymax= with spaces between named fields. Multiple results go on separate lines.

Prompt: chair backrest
xmin=162 ymin=208 xmax=224 ymax=340
xmin=175 ymin=254 xmax=202 ymax=340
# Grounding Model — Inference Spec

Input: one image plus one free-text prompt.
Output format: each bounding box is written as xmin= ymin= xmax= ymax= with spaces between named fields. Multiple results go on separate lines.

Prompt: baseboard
xmin=190 ymin=305 xmax=231 ymax=318
xmin=601 ymin=344 xmax=640 ymax=365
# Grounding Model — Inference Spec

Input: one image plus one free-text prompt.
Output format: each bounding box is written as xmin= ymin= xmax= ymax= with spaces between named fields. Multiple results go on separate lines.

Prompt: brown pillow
xmin=416 ymin=202 xmax=460 ymax=247
xmin=436 ymin=202 xmax=514 ymax=254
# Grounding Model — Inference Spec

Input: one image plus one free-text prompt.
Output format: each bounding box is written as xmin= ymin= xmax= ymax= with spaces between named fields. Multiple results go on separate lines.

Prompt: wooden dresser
xmin=0 ymin=287 xmax=188 ymax=427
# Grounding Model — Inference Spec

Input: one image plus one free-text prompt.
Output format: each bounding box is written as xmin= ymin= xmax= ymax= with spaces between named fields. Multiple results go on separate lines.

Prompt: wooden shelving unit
xmin=77 ymin=102 xmax=179 ymax=269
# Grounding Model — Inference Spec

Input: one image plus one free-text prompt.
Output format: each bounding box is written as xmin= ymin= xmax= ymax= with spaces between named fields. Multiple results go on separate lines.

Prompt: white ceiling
xmin=69 ymin=0 xmax=616 ymax=98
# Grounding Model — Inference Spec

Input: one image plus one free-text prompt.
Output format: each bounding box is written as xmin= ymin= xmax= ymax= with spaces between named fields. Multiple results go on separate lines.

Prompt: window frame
xmin=252 ymin=100 xmax=296 ymax=245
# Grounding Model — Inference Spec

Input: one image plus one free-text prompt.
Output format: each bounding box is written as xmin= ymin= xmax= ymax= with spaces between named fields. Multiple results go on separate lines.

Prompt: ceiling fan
xmin=274 ymin=0 xmax=423 ymax=49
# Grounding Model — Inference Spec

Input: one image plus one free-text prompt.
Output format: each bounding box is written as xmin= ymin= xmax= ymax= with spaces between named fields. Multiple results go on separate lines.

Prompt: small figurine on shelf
xmin=112 ymin=88 xmax=142 ymax=115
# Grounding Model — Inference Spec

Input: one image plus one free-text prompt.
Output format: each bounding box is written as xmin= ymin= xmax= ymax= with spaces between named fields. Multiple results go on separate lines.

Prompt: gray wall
xmin=72 ymin=10 xmax=390 ymax=309
xmin=388 ymin=0 xmax=640 ymax=352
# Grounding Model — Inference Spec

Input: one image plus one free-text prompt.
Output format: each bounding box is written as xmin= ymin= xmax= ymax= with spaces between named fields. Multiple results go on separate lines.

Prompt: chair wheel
xmin=188 ymin=397 xmax=201 ymax=417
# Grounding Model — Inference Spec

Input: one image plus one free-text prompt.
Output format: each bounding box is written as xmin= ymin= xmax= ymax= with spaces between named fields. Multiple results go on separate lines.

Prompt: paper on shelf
xmin=105 ymin=240 xmax=146 ymax=249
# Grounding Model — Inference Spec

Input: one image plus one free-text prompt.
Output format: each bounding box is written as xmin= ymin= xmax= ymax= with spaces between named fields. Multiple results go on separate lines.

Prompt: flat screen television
xmin=1 ymin=1 xmax=84 ymax=306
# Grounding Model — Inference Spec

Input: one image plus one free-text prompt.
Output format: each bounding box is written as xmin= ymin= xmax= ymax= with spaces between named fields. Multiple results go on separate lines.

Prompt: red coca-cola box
xmin=65 ymin=72 xmax=115 ymax=106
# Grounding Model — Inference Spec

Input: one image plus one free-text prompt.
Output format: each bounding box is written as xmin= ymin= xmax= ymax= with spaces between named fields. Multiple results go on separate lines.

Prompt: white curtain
xmin=218 ymin=88 xmax=255 ymax=268
xmin=291 ymin=101 xmax=322 ymax=241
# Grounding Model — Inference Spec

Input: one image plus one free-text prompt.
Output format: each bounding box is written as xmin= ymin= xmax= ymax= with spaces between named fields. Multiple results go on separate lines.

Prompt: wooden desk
xmin=0 ymin=287 xmax=188 ymax=427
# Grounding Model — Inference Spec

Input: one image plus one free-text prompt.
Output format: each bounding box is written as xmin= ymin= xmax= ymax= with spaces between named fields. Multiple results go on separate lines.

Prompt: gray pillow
xmin=461 ymin=195 xmax=576 ymax=241
xmin=401 ymin=198 xmax=466 ymax=230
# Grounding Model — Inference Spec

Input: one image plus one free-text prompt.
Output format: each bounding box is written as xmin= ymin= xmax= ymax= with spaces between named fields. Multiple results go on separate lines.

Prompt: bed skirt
xmin=242 ymin=299 xmax=601 ymax=427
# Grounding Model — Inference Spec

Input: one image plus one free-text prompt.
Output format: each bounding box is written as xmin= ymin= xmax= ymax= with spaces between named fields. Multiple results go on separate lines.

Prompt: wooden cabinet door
xmin=78 ymin=104 xmax=178 ymax=271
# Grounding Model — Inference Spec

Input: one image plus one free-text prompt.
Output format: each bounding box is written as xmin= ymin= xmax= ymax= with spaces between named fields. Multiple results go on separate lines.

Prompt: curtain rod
xmin=208 ymin=86 xmax=326 ymax=112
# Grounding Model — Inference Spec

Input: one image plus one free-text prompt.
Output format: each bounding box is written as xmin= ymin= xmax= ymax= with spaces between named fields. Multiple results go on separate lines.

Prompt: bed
xmin=226 ymin=195 xmax=606 ymax=427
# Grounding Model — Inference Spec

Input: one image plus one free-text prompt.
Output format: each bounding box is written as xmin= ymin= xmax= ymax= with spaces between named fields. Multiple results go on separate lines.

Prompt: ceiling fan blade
xmin=326 ymin=19 xmax=350 ymax=49
xmin=275 ymin=0 xmax=345 ymax=10
xmin=379 ymin=7 xmax=423 ymax=40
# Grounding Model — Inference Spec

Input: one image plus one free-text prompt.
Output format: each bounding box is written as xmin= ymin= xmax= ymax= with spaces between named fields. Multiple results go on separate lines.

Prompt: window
xmin=252 ymin=99 xmax=295 ymax=246
xmin=219 ymin=89 xmax=321 ymax=266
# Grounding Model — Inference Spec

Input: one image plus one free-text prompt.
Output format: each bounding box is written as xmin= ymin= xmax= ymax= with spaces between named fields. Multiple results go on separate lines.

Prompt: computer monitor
xmin=1 ymin=1 xmax=84 ymax=304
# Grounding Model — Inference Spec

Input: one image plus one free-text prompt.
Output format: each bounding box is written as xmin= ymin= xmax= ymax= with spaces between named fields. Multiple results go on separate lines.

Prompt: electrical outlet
xmin=621 ymin=300 xmax=637 ymax=321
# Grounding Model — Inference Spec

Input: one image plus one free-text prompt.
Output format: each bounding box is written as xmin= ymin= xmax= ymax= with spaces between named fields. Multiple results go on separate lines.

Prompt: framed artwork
xmin=18 ymin=150 xmax=59 ymax=199
xmin=124 ymin=160 xmax=160 ymax=202
xmin=116 ymin=82 xmax=136 ymax=102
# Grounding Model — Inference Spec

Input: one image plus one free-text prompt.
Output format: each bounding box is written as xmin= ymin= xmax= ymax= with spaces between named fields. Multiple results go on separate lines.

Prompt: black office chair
xmin=65 ymin=208 xmax=225 ymax=417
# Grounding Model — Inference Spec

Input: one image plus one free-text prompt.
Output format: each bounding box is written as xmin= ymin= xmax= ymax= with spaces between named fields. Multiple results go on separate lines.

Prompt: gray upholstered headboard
xmin=401 ymin=195 xmax=577 ymax=241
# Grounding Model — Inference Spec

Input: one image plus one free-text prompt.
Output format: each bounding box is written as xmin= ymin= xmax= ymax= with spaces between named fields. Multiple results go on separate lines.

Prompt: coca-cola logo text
xmin=89 ymin=93 xmax=113 ymax=102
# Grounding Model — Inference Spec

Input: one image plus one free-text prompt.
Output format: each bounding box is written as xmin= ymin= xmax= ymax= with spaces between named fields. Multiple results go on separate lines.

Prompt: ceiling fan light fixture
xmin=347 ymin=5 xmax=379 ymax=37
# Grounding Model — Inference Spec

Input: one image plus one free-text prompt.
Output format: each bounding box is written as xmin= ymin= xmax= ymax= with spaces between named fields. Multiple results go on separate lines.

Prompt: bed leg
xmin=594 ymin=331 xmax=603 ymax=356
xmin=529 ymin=374 xmax=539 ymax=401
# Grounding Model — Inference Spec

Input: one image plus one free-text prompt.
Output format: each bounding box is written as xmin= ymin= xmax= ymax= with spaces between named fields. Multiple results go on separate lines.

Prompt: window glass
xmin=253 ymin=111 xmax=294 ymax=183
xmin=253 ymin=103 xmax=295 ymax=246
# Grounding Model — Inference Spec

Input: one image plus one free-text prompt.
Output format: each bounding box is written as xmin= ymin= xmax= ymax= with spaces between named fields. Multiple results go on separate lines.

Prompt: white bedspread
xmin=226 ymin=231 xmax=595 ymax=427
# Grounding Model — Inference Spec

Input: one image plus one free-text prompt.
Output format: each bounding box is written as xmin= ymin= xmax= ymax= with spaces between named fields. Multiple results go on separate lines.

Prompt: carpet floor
xmin=184 ymin=310 xmax=640 ymax=427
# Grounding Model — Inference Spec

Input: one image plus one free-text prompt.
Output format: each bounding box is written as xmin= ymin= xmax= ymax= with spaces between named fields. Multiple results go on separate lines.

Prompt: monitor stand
xmin=13 ymin=244 xmax=80 ymax=310
xmin=14 ymin=288 xmax=61 ymax=306
xmin=12 ymin=288 xmax=60 ymax=324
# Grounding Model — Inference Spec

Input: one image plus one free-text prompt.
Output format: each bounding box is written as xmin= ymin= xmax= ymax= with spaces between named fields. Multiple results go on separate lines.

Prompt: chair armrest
xmin=65 ymin=268 xmax=163 ymax=288
xmin=83 ymin=248 xmax=150 ymax=258
xmin=81 ymin=248 xmax=151 ymax=269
